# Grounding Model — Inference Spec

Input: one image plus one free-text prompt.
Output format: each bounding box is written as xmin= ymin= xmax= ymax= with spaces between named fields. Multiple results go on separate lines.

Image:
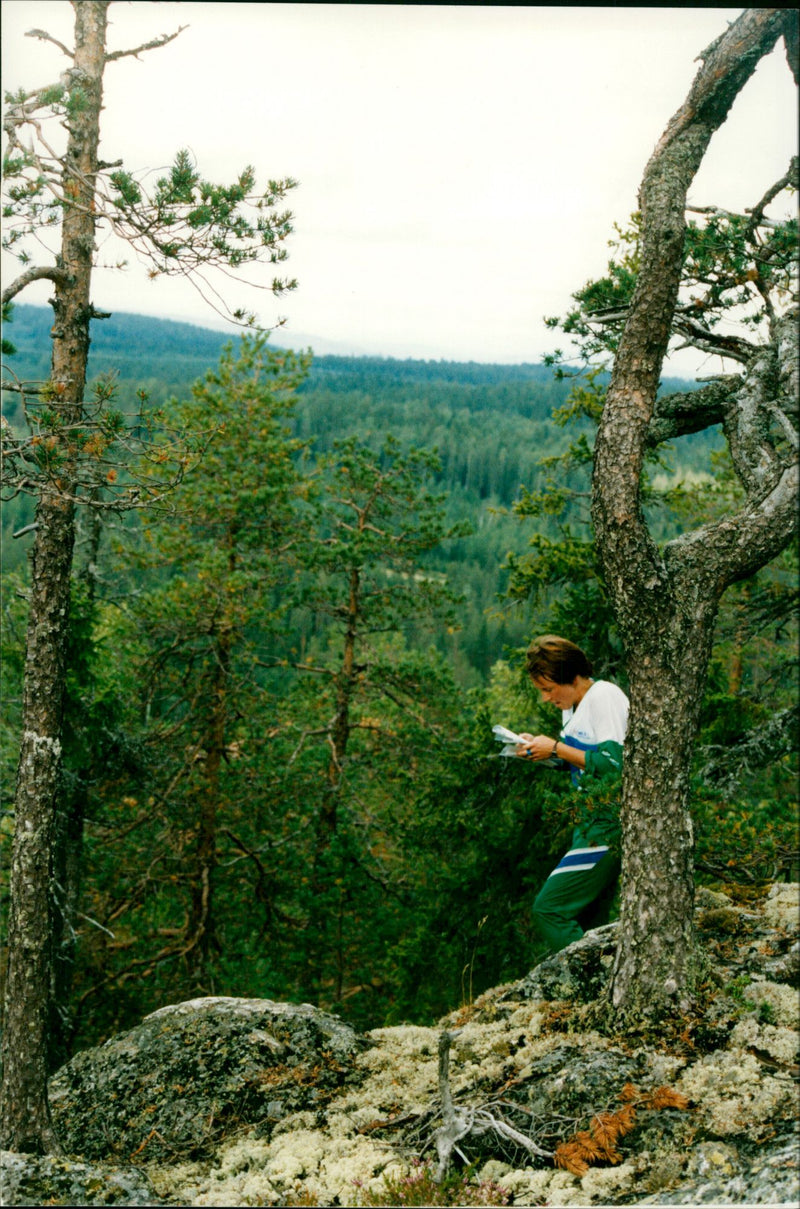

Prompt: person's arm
xmin=583 ymin=739 xmax=624 ymax=780
xmin=515 ymin=733 xmax=586 ymax=769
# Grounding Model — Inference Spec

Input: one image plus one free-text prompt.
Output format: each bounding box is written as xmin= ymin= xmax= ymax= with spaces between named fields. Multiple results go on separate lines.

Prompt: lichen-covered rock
xmin=49 ymin=997 xmax=364 ymax=1163
xmin=0 ymin=1150 xmax=160 ymax=1206
xmin=506 ymin=923 xmax=619 ymax=1005
xmin=763 ymin=882 xmax=800 ymax=933
xmin=516 ymin=1041 xmax=645 ymax=1118
xmin=632 ymin=1129 xmax=800 ymax=1205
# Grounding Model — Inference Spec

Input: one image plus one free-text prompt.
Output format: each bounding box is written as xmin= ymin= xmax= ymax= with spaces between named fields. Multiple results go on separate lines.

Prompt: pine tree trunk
xmin=50 ymin=508 xmax=102 ymax=1069
xmin=608 ymin=608 xmax=716 ymax=1020
xmin=0 ymin=1 xmax=108 ymax=1153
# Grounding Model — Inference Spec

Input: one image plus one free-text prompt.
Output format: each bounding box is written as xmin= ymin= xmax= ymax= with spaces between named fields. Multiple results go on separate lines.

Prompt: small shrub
xmin=353 ymin=1158 xmax=510 ymax=1206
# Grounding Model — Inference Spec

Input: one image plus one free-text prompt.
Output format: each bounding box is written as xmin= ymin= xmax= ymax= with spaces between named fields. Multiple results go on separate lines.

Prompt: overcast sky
xmin=2 ymin=2 xmax=797 ymax=370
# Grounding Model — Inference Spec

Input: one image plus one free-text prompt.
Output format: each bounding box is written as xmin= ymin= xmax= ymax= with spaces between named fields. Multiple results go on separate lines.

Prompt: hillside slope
xmin=3 ymin=883 xmax=797 ymax=1207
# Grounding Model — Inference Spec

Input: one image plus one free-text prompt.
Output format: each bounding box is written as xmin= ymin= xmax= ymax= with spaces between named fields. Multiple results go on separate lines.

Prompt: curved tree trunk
xmin=591 ymin=8 xmax=797 ymax=1024
xmin=0 ymin=1 xmax=108 ymax=1154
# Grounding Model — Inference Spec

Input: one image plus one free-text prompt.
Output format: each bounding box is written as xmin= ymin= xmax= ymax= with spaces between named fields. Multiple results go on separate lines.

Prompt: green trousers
xmin=532 ymin=844 xmax=620 ymax=953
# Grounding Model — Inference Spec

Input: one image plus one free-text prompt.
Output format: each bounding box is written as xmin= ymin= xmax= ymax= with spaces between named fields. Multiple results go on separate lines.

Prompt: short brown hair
xmin=525 ymin=635 xmax=593 ymax=684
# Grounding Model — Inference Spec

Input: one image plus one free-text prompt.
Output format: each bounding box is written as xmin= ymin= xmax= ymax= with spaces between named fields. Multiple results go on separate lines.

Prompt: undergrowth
xmin=352 ymin=1158 xmax=510 ymax=1206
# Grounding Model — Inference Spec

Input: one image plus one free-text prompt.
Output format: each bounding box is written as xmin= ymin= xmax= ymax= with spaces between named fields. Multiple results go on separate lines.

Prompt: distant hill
xmin=3 ymin=305 xmax=234 ymax=389
xmin=2 ymin=304 xmax=562 ymax=390
xmin=1 ymin=304 xmax=715 ymax=677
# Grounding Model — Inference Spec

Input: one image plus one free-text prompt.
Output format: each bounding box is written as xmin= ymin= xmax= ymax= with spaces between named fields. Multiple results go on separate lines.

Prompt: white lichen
xmin=215 ymin=1136 xmax=272 ymax=1177
xmin=486 ymin=1166 xmax=559 ymax=1207
xmin=270 ymin=1109 xmax=316 ymax=1137
xmin=763 ymin=883 xmax=799 ymax=932
xmin=541 ymin=1168 xmax=590 ymax=1206
xmin=677 ymin=1050 xmax=795 ymax=1137
xmin=730 ymin=1017 xmax=799 ymax=1066
xmin=741 ymin=978 xmax=800 ymax=1028
xmin=581 ymin=1160 xmax=637 ymax=1201
xmin=262 ymin=1127 xmax=324 ymax=1181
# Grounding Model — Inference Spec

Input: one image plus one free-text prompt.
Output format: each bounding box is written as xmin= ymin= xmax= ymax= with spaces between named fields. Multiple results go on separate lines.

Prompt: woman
xmin=516 ymin=634 xmax=629 ymax=953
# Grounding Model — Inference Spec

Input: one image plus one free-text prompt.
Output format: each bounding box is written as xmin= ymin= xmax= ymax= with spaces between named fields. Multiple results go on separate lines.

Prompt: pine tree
xmin=1 ymin=2 xmax=297 ymax=1152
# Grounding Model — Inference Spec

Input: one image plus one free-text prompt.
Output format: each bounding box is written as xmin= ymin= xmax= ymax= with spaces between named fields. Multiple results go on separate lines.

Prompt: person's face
xmin=532 ymin=675 xmax=581 ymax=711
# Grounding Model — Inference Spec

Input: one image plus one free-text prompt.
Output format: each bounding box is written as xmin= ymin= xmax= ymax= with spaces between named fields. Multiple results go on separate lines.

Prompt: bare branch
xmin=666 ymin=459 xmax=798 ymax=591
xmin=671 ymin=315 xmax=757 ymax=365
xmin=645 ymin=377 xmax=739 ymax=446
xmin=1 ymin=381 xmax=49 ymax=395
xmin=2 ymin=265 xmax=71 ymax=305
xmin=432 ymin=1030 xmax=552 ymax=1184
xmin=720 ymin=313 xmax=798 ymax=497
xmin=653 ymin=10 xmax=787 ymax=160
xmin=104 ymin=26 xmax=188 ymax=63
xmin=747 ymin=156 xmax=799 ymax=227
xmin=782 ymin=9 xmax=799 ymax=83
xmin=25 ymin=28 xmax=73 ymax=58
xmin=686 ymin=203 xmax=781 ymax=231
xmin=12 ymin=523 xmax=39 ymax=539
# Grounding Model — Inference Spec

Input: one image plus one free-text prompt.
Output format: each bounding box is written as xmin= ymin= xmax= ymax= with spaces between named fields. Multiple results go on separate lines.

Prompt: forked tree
xmin=1 ymin=0 xmax=297 ymax=1152
xmin=589 ymin=8 xmax=798 ymax=1023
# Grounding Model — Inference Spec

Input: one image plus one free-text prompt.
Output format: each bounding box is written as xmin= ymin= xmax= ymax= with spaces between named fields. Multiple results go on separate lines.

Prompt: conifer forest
xmin=2 ymin=303 xmax=796 ymax=1060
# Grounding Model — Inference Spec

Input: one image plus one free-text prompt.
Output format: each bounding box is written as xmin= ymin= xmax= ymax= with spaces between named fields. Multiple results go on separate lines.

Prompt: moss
xmin=696 ymin=907 xmax=744 ymax=935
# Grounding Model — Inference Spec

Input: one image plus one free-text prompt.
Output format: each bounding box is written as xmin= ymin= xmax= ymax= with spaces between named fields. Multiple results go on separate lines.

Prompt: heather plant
xmin=353 ymin=1158 xmax=510 ymax=1207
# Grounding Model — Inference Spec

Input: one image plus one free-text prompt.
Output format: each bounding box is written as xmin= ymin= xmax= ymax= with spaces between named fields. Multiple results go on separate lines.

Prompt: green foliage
xmin=757 ymin=1000 xmax=777 ymax=1026
xmin=295 ymin=434 xmax=470 ymax=635
xmin=378 ymin=702 xmax=576 ymax=1021
xmin=107 ymin=149 xmax=298 ymax=299
xmin=682 ymin=209 xmax=798 ymax=327
xmin=40 ymin=337 xmax=503 ymax=1042
xmin=1 ymin=301 xmax=16 ymax=356
xmin=3 ymin=285 xmax=795 ymax=1059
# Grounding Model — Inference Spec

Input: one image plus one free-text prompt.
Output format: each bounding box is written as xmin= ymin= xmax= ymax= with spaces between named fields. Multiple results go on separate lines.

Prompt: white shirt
xmin=561 ymin=679 xmax=629 ymax=754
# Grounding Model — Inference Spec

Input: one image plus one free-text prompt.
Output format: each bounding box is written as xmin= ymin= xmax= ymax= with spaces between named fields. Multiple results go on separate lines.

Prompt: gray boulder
xmin=49 ymin=996 xmax=364 ymax=1162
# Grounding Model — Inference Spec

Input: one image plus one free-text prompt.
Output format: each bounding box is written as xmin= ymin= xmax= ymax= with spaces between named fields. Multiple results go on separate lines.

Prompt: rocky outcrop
xmin=3 ymin=883 xmax=798 ymax=1207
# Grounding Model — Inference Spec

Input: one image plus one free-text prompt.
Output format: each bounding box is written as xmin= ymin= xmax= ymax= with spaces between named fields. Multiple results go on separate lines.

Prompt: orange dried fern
xmin=649 ymin=1085 xmax=691 ymax=1111
xmin=552 ymin=1083 xmax=689 ymax=1177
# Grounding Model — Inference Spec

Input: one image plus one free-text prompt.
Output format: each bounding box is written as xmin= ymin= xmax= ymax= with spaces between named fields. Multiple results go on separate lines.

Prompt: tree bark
xmin=591 ymin=8 xmax=797 ymax=1023
xmin=0 ymin=1 xmax=108 ymax=1153
xmin=50 ymin=505 xmax=103 ymax=1070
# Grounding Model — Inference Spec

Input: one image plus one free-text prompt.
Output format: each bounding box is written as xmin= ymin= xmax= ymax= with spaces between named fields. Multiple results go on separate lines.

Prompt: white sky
xmin=1 ymin=2 xmax=797 ymax=370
